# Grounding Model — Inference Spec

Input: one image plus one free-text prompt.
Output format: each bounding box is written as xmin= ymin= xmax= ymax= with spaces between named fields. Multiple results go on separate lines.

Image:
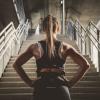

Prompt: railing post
xmin=80 ymin=27 xmax=82 ymax=53
xmin=86 ymin=26 xmax=91 ymax=57
xmin=97 ymin=29 xmax=100 ymax=72
xmin=61 ymin=0 xmax=65 ymax=35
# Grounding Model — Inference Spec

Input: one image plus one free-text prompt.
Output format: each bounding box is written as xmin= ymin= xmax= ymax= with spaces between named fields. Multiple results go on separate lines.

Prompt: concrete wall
xmin=66 ymin=0 xmax=100 ymax=26
xmin=48 ymin=0 xmax=61 ymax=23
xmin=0 ymin=0 xmax=19 ymax=32
xmin=23 ymin=0 xmax=100 ymax=27
xmin=31 ymin=12 xmax=41 ymax=29
xmin=31 ymin=0 xmax=61 ymax=29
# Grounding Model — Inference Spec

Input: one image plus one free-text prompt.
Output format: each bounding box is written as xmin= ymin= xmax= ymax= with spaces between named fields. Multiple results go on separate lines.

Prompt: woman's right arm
xmin=13 ymin=44 xmax=37 ymax=87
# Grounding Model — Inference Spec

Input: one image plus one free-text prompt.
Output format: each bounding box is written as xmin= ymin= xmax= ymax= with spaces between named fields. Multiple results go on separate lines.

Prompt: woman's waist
xmin=39 ymin=67 xmax=64 ymax=72
xmin=34 ymin=74 xmax=68 ymax=87
xmin=37 ymin=67 xmax=65 ymax=77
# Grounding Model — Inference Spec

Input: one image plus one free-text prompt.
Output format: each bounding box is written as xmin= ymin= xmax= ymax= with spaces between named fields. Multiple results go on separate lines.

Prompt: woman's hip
xmin=33 ymin=85 xmax=71 ymax=100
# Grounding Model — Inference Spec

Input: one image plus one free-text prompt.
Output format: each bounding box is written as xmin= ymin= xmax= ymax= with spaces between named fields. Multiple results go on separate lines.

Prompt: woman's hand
xmin=64 ymin=80 xmax=72 ymax=88
xmin=65 ymin=79 xmax=76 ymax=88
xmin=67 ymin=80 xmax=76 ymax=88
xmin=28 ymin=77 xmax=42 ymax=87
xmin=26 ymin=80 xmax=34 ymax=87
xmin=60 ymin=76 xmax=73 ymax=88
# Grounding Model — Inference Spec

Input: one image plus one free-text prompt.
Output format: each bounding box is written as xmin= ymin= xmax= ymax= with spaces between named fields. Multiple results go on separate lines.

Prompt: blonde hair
xmin=43 ymin=15 xmax=59 ymax=58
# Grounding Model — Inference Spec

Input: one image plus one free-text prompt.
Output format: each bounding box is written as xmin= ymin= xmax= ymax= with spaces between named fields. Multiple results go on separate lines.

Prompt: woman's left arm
xmin=66 ymin=47 xmax=90 ymax=88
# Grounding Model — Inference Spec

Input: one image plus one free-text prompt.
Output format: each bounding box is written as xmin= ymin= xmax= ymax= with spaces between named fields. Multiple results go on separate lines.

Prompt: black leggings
xmin=33 ymin=77 xmax=71 ymax=100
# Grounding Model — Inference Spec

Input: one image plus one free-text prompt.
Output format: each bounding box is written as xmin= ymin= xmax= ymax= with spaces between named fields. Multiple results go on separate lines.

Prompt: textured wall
xmin=28 ymin=0 xmax=100 ymax=27
xmin=66 ymin=0 xmax=100 ymax=25
xmin=31 ymin=12 xmax=41 ymax=29
xmin=0 ymin=0 xmax=19 ymax=31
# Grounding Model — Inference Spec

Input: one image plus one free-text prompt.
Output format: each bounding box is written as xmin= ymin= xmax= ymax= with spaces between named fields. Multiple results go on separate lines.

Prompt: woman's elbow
xmin=13 ymin=62 xmax=17 ymax=69
xmin=84 ymin=63 xmax=90 ymax=70
xmin=13 ymin=61 xmax=20 ymax=69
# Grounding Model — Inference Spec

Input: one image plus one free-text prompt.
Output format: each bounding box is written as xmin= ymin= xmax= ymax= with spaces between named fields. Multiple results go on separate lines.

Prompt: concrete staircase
xmin=0 ymin=34 xmax=100 ymax=100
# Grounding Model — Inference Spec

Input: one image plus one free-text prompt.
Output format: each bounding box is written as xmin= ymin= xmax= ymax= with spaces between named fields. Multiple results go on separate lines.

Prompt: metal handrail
xmin=74 ymin=19 xmax=87 ymax=43
xmin=86 ymin=31 xmax=100 ymax=51
xmin=75 ymin=26 xmax=86 ymax=41
xmin=86 ymin=21 xmax=100 ymax=51
xmin=75 ymin=19 xmax=86 ymax=32
xmin=74 ymin=25 xmax=86 ymax=43
xmin=72 ymin=19 xmax=100 ymax=72
xmin=0 ymin=22 xmax=13 ymax=37
xmin=0 ymin=20 xmax=30 ymax=78
xmin=0 ymin=22 xmax=15 ymax=54
xmin=89 ymin=21 xmax=100 ymax=32
xmin=75 ymin=19 xmax=100 ymax=51
xmin=86 ymin=29 xmax=100 ymax=49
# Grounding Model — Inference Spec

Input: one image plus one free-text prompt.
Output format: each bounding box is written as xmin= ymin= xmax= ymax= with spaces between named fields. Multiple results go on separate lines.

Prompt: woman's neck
xmin=44 ymin=33 xmax=57 ymax=41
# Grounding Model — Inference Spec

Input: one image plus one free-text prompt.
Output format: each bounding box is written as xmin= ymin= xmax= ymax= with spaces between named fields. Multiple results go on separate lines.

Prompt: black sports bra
xmin=36 ymin=40 xmax=66 ymax=71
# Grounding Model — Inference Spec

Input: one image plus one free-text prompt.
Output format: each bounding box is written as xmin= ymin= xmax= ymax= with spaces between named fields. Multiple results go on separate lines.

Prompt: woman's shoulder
xmin=27 ymin=42 xmax=39 ymax=52
xmin=27 ymin=39 xmax=45 ymax=51
xmin=61 ymin=42 xmax=73 ymax=51
xmin=61 ymin=42 xmax=78 ymax=54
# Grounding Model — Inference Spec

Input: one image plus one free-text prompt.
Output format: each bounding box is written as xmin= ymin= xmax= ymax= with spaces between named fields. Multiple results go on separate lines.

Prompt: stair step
xmin=5 ymin=67 xmax=96 ymax=72
xmin=8 ymin=62 xmax=79 ymax=66
xmin=1 ymin=77 xmax=35 ymax=81
xmin=2 ymin=72 xmax=36 ymax=77
xmin=70 ymin=87 xmax=100 ymax=93
xmin=0 ymin=93 xmax=100 ymax=100
xmin=0 ymin=93 xmax=33 ymax=100
xmin=0 ymin=87 xmax=100 ymax=94
xmin=10 ymin=56 xmax=91 ymax=61
xmin=9 ymin=59 xmax=75 ymax=63
xmin=0 ymin=93 xmax=99 ymax=100
xmin=75 ymin=81 xmax=100 ymax=87
xmin=7 ymin=63 xmax=94 ymax=69
xmin=71 ymin=93 xmax=100 ymax=100
xmin=2 ymin=71 xmax=98 ymax=77
xmin=7 ymin=64 xmax=80 ymax=68
xmin=0 ymin=87 xmax=33 ymax=94
xmin=0 ymin=82 xmax=28 ymax=87
xmin=0 ymin=81 xmax=100 ymax=87
xmin=1 ymin=76 xmax=100 ymax=82
xmin=9 ymin=60 xmax=93 ymax=64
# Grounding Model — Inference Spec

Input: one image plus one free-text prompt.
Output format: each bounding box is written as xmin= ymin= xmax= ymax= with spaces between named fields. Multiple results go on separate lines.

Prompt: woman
xmin=13 ymin=15 xmax=90 ymax=100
